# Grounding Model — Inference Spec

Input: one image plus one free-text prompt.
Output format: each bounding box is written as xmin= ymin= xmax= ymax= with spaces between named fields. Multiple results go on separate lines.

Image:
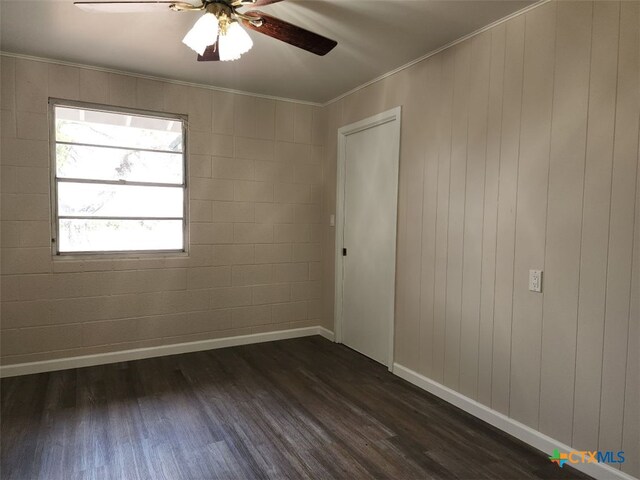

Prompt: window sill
xmin=52 ymin=250 xmax=189 ymax=261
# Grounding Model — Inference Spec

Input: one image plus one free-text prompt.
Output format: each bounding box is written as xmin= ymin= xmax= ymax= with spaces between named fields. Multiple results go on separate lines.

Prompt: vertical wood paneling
xmin=538 ymin=1 xmax=592 ymax=444
xmin=393 ymin=103 xmax=410 ymax=368
xmin=459 ymin=32 xmax=491 ymax=399
xmin=397 ymin=63 xmax=430 ymax=370
xmin=432 ymin=48 xmax=456 ymax=383
xmin=622 ymin=130 xmax=640 ymax=479
xmin=598 ymin=0 xmax=639 ymax=454
xmin=444 ymin=42 xmax=471 ymax=389
xmin=572 ymin=0 xmax=620 ymax=452
xmin=478 ymin=24 xmax=506 ymax=406
xmin=509 ymin=1 xmax=556 ymax=428
xmin=491 ymin=15 xmax=525 ymax=415
xmin=419 ymin=56 xmax=443 ymax=377
xmin=322 ymin=1 xmax=636 ymax=465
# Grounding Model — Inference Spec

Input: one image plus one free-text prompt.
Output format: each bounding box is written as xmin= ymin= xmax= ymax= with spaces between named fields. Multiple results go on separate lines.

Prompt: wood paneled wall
xmin=321 ymin=2 xmax=639 ymax=476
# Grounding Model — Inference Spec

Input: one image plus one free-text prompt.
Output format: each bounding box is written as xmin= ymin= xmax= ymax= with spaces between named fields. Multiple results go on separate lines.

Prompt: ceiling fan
xmin=74 ymin=0 xmax=338 ymax=62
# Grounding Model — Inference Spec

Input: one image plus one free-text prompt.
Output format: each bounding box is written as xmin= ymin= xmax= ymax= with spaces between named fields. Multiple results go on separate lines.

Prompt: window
xmin=50 ymin=100 xmax=187 ymax=255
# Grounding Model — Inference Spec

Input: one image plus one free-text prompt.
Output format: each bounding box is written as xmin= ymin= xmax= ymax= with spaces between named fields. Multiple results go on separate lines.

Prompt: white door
xmin=336 ymin=108 xmax=401 ymax=367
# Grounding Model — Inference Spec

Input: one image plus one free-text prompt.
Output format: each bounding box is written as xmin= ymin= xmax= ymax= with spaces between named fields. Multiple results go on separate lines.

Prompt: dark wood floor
xmin=1 ymin=336 xmax=590 ymax=480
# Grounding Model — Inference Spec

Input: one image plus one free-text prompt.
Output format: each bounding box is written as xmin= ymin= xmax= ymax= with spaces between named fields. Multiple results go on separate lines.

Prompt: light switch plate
xmin=529 ymin=269 xmax=543 ymax=293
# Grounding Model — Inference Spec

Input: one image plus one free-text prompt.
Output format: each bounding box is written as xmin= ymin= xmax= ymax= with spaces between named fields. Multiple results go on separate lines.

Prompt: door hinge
xmin=343 ymin=248 xmax=347 ymax=256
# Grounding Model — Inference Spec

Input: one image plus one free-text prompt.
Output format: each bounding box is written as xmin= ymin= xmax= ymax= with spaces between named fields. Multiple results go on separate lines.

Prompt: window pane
xmin=56 ymin=144 xmax=183 ymax=184
xmin=58 ymin=219 xmax=183 ymax=252
xmin=55 ymin=106 xmax=183 ymax=152
xmin=58 ymin=183 xmax=184 ymax=218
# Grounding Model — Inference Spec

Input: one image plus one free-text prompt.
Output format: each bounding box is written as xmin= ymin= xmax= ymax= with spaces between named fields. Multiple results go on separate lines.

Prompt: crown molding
xmin=322 ymin=0 xmax=550 ymax=107
xmin=1 ymin=0 xmax=550 ymax=108
xmin=0 ymin=50 xmax=323 ymax=107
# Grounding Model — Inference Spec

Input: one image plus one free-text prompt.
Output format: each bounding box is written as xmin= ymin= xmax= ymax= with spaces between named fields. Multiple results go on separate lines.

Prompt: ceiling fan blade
xmin=241 ymin=11 xmax=337 ymax=56
xmin=74 ymin=1 xmax=195 ymax=13
xmin=197 ymin=44 xmax=220 ymax=62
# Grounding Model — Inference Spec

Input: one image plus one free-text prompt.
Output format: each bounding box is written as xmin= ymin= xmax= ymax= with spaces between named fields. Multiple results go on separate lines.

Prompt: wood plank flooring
xmin=1 ymin=336 xmax=591 ymax=479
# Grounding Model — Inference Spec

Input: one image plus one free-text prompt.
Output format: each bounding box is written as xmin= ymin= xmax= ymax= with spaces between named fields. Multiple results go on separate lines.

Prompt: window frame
xmin=49 ymin=98 xmax=189 ymax=257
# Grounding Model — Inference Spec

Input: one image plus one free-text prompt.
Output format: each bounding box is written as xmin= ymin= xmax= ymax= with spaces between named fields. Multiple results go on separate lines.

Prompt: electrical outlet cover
xmin=529 ymin=269 xmax=543 ymax=293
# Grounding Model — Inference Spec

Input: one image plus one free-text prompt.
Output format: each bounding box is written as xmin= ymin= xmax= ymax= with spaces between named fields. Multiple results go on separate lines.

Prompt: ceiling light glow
xmin=218 ymin=21 xmax=253 ymax=61
xmin=182 ymin=12 xmax=219 ymax=55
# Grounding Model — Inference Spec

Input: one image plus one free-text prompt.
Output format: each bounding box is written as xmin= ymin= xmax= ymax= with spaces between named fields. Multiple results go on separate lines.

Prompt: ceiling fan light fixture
xmin=182 ymin=12 xmax=219 ymax=55
xmin=75 ymin=0 xmax=338 ymax=63
xmin=218 ymin=21 xmax=253 ymax=61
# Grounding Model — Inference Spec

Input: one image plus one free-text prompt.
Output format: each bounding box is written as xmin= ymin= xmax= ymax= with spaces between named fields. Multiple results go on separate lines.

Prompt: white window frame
xmin=49 ymin=98 xmax=189 ymax=257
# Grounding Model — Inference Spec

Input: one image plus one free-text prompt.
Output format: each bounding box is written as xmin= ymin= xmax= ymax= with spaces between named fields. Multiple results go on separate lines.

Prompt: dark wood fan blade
xmin=241 ymin=11 xmax=337 ymax=56
xmin=197 ymin=43 xmax=220 ymax=61
xmin=74 ymin=1 xmax=194 ymax=13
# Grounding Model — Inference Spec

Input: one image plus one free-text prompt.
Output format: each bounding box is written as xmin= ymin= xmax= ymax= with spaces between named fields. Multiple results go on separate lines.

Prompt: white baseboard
xmin=392 ymin=364 xmax=636 ymax=480
xmin=316 ymin=326 xmax=335 ymax=342
xmin=11 ymin=331 xmax=629 ymax=479
xmin=0 ymin=326 xmax=334 ymax=378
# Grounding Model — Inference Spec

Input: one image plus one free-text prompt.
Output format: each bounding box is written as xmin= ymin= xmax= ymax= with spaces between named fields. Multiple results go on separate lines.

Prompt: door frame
xmin=334 ymin=106 xmax=401 ymax=370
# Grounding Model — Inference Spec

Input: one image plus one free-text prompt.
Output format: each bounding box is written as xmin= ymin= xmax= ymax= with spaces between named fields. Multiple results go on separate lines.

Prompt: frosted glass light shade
xmin=182 ymin=13 xmax=219 ymax=55
xmin=218 ymin=22 xmax=253 ymax=61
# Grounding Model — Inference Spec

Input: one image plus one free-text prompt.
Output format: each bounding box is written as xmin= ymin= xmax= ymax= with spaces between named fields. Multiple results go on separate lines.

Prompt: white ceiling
xmin=0 ymin=0 xmax=534 ymax=103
